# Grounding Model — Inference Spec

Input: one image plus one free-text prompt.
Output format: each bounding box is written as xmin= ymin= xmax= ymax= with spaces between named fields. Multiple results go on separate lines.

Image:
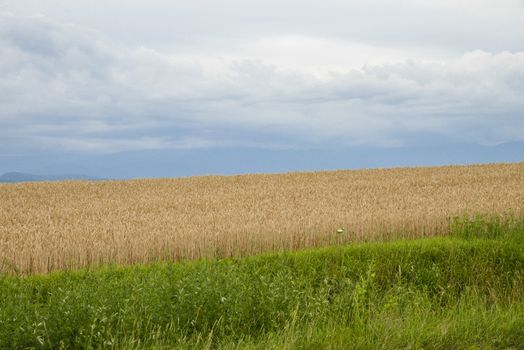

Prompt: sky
xmin=1 ymin=1 xmax=523 ymax=177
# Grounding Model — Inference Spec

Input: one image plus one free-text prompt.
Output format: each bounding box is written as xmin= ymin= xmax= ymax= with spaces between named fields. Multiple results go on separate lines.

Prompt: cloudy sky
xmin=1 ymin=1 xmax=523 ymax=176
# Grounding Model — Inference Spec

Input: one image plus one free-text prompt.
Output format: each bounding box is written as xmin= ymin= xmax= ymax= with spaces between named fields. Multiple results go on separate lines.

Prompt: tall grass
xmin=450 ymin=212 xmax=524 ymax=241
xmin=1 ymin=219 xmax=523 ymax=348
xmin=1 ymin=162 xmax=524 ymax=274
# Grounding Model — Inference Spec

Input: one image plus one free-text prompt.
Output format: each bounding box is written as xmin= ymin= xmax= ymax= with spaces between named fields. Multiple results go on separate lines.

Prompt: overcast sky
xmin=1 ymin=1 xmax=524 ymax=161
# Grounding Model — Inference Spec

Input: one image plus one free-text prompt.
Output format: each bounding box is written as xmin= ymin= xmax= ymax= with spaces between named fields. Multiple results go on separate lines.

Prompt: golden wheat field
xmin=1 ymin=162 xmax=524 ymax=274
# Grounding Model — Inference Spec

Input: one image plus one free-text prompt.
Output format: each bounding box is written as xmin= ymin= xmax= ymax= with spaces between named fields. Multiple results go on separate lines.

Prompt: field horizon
xmin=2 ymin=162 xmax=524 ymax=348
xmin=4 ymin=2 xmax=523 ymax=347
xmin=1 ymin=161 xmax=523 ymax=275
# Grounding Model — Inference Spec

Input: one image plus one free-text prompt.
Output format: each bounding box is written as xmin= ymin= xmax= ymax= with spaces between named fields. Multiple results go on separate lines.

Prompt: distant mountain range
xmin=0 ymin=172 xmax=102 ymax=183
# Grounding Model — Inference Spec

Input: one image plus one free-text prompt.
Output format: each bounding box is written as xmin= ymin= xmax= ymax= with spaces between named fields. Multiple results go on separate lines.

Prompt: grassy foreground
xmin=1 ymin=216 xmax=524 ymax=349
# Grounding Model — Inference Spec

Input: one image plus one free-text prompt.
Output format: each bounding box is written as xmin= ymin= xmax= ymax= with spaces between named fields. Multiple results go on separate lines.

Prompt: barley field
xmin=1 ymin=162 xmax=523 ymax=274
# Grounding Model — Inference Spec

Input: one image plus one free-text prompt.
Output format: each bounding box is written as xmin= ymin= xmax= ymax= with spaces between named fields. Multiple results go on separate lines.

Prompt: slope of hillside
xmin=1 ymin=225 xmax=523 ymax=348
xmin=1 ymin=162 xmax=523 ymax=274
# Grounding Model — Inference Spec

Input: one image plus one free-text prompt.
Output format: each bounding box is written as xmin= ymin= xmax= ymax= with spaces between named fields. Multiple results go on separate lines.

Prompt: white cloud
xmin=3 ymin=0 xmax=523 ymax=52
xmin=0 ymin=11 xmax=523 ymax=154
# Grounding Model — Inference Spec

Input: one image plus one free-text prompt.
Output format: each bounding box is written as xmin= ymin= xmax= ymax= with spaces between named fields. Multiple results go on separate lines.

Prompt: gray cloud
xmin=0 ymin=12 xmax=524 ymax=154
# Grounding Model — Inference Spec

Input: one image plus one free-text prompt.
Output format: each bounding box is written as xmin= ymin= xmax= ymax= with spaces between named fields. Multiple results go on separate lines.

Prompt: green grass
xmin=1 ymin=215 xmax=524 ymax=349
